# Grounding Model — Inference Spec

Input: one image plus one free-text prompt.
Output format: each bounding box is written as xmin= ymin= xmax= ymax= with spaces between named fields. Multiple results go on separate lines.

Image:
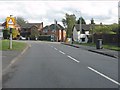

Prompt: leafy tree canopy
xmin=16 ymin=17 xmax=27 ymax=26
xmin=62 ymin=13 xmax=76 ymax=38
xmin=76 ymin=17 xmax=86 ymax=24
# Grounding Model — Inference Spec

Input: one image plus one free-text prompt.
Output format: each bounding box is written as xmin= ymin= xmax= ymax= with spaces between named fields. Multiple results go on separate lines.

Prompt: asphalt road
xmin=2 ymin=41 xmax=119 ymax=88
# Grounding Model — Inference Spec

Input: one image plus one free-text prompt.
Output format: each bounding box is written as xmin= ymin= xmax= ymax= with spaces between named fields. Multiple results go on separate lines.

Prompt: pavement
xmin=62 ymin=43 xmax=119 ymax=59
xmin=2 ymin=42 xmax=30 ymax=75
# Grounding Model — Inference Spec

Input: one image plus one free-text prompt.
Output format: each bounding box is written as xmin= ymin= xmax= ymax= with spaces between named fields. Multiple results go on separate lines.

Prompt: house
xmin=21 ymin=22 xmax=43 ymax=39
xmin=73 ymin=24 xmax=91 ymax=43
xmin=41 ymin=24 xmax=66 ymax=42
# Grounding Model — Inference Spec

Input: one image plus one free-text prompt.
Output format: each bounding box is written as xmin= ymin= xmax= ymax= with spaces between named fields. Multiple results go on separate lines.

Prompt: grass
xmin=0 ymin=40 xmax=27 ymax=51
xmin=103 ymin=44 xmax=120 ymax=51
xmin=73 ymin=41 xmax=120 ymax=51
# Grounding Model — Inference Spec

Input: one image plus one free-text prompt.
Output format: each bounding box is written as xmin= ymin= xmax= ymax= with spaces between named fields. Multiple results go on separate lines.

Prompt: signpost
xmin=6 ymin=15 xmax=16 ymax=49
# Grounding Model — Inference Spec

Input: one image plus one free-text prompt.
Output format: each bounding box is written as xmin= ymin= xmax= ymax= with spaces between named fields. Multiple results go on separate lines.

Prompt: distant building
xmin=21 ymin=22 xmax=43 ymax=39
xmin=41 ymin=24 xmax=66 ymax=42
xmin=72 ymin=24 xmax=91 ymax=43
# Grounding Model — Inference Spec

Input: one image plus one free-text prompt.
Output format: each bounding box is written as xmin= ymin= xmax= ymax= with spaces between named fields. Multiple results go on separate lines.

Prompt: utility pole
xmin=92 ymin=24 xmax=94 ymax=43
xmin=91 ymin=18 xmax=94 ymax=43
xmin=54 ymin=19 xmax=58 ymax=42
xmin=75 ymin=10 xmax=82 ymax=42
xmin=80 ymin=17 xmax=82 ymax=34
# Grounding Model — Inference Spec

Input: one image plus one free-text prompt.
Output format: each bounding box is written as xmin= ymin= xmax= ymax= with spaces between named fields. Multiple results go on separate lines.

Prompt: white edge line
xmin=88 ymin=66 xmax=120 ymax=86
xmin=59 ymin=51 xmax=65 ymax=55
xmin=54 ymin=48 xmax=57 ymax=50
xmin=67 ymin=55 xmax=80 ymax=63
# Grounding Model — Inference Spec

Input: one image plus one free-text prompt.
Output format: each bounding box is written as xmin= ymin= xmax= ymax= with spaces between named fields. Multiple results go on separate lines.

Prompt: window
xmin=81 ymin=38 xmax=85 ymax=42
xmin=43 ymin=29 xmax=48 ymax=33
xmin=52 ymin=29 xmax=56 ymax=33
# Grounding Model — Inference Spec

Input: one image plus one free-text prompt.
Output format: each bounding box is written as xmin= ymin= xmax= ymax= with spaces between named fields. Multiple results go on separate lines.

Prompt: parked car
xmin=19 ymin=36 xmax=26 ymax=40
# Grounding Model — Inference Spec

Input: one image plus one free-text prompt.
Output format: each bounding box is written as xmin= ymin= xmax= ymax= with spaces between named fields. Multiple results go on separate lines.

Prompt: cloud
xmin=0 ymin=1 xmax=119 ymax=26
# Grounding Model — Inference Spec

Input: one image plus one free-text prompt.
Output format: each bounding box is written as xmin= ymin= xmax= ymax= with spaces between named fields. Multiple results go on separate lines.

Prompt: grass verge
xmin=0 ymin=40 xmax=27 ymax=51
xmin=73 ymin=41 xmax=120 ymax=51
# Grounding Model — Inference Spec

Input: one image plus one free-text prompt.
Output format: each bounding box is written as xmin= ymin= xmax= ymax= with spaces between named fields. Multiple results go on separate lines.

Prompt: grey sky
xmin=0 ymin=0 xmax=119 ymax=26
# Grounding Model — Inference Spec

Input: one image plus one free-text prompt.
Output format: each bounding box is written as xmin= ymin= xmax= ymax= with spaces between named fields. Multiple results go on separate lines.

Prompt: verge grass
xmin=73 ymin=41 xmax=120 ymax=51
xmin=0 ymin=40 xmax=27 ymax=51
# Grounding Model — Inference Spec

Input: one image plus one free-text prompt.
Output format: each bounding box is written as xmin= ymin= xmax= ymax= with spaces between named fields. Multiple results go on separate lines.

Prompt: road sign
xmin=6 ymin=16 xmax=16 ymax=28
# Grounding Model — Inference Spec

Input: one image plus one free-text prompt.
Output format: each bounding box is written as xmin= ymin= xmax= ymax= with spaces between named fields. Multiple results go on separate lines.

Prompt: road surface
xmin=2 ymin=41 xmax=119 ymax=88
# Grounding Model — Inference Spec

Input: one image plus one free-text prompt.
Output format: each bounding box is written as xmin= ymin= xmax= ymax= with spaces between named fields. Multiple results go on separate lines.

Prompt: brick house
xmin=41 ymin=24 xmax=66 ymax=42
xmin=21 ymin=22 xmax=43 ymax=39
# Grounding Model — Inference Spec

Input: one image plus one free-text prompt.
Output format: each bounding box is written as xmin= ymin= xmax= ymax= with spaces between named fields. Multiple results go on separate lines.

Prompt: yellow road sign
xmin=6 ymin=17 xmax=16 ymax=28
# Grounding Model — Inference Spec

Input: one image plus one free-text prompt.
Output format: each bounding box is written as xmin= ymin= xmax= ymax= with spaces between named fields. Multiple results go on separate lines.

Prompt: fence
xmin=88 ymin=34 xmax=119 ymax=45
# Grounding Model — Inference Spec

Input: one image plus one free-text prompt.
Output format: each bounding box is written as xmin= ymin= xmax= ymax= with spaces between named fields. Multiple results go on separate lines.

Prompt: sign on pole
xmin=6 ymin=15 xmax=16 ymax=49
xmin=6 ymin=16 xmax=16 ymax=28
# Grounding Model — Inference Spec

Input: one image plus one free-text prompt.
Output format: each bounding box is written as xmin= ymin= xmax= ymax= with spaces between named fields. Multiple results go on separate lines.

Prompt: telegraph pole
xmin=75 ymin=10 xmax=82 ymax=42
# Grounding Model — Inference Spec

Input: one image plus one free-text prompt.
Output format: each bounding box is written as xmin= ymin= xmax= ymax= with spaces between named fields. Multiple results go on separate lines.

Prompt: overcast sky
xmin=0 ymin=0 xmax=119 ymax=27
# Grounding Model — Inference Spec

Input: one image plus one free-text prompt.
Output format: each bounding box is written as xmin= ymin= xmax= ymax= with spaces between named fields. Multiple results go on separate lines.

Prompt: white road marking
xmin=54 ymin=48 xmax=58 ymax=50
xmin=59 ymin=50 xmax=65 ymax=55
xmin=88 ymin=66 xmax=120 ymax=86
xmin=67 ymin=55 xmax=80 ymax=63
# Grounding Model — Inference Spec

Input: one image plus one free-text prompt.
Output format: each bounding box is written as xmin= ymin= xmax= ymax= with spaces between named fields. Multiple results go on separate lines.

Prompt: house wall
xmin=73 ymin=27 xmax=79 ymax=41
xmin=73 ymin=27 xmax=89 ymax=43
xmin=41 ymin=29 xmax=66 ymax=42
xmin=58 ymin=30 xmax=61 ymax=41
xmin=63 ymin=30 xmax=66 ymax=42
xmin=38 ymin=22 xmax=43 ymax=31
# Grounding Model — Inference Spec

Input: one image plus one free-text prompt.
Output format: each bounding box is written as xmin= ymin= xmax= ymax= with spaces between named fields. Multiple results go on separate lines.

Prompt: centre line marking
xmin=88 ymin=66 xmax=120 ymax=86
xmin=67 ymin=55 xmax=80 ymax=63
xmin=59 ymin=51 xmax=65 ymax=55
xmin=54 ymin=48 xmax=58 ymax=50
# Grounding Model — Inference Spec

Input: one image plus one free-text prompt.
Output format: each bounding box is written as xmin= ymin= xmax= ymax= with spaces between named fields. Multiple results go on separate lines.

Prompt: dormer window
xmin=43 ymin=29 xmax=48 ymax=33
xmin=52 ymin=29 xmax=56 ymax=32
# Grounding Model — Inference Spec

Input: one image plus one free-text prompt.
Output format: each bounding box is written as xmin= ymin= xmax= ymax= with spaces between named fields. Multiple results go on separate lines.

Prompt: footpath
xmin=62 ymin=43 xmax=119 ymax=59
xmin=2 ymin=43 xmax=30 ymax=74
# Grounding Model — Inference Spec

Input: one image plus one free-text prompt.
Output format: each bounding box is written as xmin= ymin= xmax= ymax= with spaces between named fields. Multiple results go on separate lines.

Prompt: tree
xmin=3 ymin=28 xmax=10 ymax=39
xmin=16 ymin=17 xmax=27 ymax=26
xmin=62 ymin=13 xmax=76 ymax=38
xmin=109 ymin=23 xmax=119 ymax=34
xmin=12 ymin=28 xmax=20 ymax=39
xmin=91 ymin=18 xmax=95 ymax=24
xmin=92 ymin=25 xmax=115 ymax=34
xmin=30 ymin=26 xmax=40 ymax=40
xmin=76 ymin=17 xmax=86 ymax=24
